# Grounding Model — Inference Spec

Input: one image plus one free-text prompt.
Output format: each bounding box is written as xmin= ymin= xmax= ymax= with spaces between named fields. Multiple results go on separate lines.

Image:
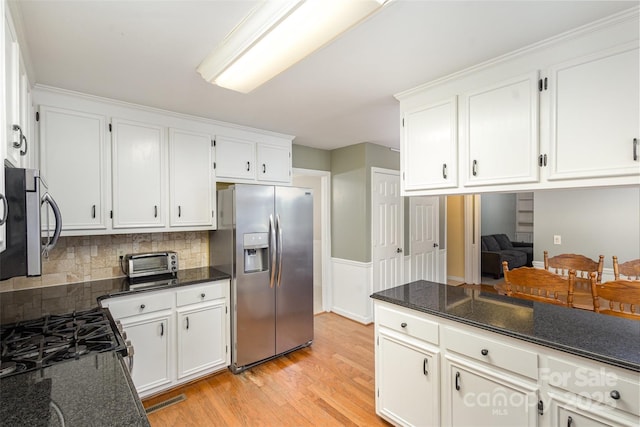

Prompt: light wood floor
xmin=143 ymin=313 xmax=390 ymax=427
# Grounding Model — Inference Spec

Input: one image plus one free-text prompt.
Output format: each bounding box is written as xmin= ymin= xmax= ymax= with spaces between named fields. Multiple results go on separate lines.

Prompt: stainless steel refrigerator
xmin=210 ymin=184 xmax=313 ymax=373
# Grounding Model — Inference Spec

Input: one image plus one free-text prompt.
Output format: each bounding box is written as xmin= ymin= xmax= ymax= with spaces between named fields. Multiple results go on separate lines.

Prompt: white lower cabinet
xmin=101 ymin=279 xmax=230 ymax=397
xmin=177 ymin=299 xmax=226 ymax=379
xmin=444 ymin=358 xmax=539 ymax=427
xmin=378 ymin=333 xmax=440 ymax=426
xmin=373 ymin=301 xmax=640 ymax=427
xmin=122 ymin=312 xmax=171 ymax=394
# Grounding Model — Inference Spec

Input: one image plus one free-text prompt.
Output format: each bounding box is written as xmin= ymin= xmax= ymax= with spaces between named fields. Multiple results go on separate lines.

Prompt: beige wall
xmin=0 ymin=231 xmax=209 ymax=292
xmin=292 ymin=144 xmax=331 ymax=171
xmin=447 ymin=196 xmax=465 ymax=279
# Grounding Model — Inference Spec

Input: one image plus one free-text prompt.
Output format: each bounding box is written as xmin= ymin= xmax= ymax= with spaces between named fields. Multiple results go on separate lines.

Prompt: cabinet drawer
xmin=548 ymin=357 xmax=639 ymax=417
xmin=103 ymin=292 xmax=173 ymax=319
xmin=443 ymin=326 xmax=538 ymax=380
xmin=176 ymin=281 xmax=227 ymax=307
xmin=376 ymin=304 xmax=439 ymax=345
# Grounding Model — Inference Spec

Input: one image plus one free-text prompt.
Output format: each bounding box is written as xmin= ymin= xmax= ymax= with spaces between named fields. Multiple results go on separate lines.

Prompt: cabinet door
xmin=214 ymin=135 xmax=255 ymax=180
xmin=177 ymin=300 xmax=226 ymax=379
xmin=40 ymin=106 xmax=108 ymax=231
xmin=377 ymin=333 xmax=440 ymax=426
xmin=112 ymin=118 xmax=165 ymax=228
xmin=555 ymin=405 xmax=613 ymax=427
xmin=446 ymin=361 xmax=538 ymax=427
xmin=403 ymin=97 xmax=458 ymax=191
xmin=462 ymin=71 xmax=539 ymax=187
xmin=122 ymin=314 xmax=171 ymax=394
xmin=257 ymin=143 xmax=291 ymax=183
xmin=547 ymin=43 xmax=640 ymax=181
xmin=169 ymin=128 xmax=214 ymax=227
xmin=4 ymin=13 xmax=20 ymax=167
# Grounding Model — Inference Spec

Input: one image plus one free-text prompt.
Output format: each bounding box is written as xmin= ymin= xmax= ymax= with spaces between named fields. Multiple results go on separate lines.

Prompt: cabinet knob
xmin=610 ymin=390 xmax=620 ymax=400
xmin=400 ymin=322 xmax=407 ymax=328
xmin=201 ymin=293 xmax=206 ymax=298
xmin=481 ymin=349 xmax=489 ymax=356
xmin=140 ymin=304 xmax=146 ymax=310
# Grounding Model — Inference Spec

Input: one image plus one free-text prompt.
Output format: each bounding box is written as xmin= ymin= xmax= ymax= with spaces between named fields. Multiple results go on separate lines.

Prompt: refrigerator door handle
xmin=269 ymin=214 xmax=277 ymax=288
xmin=276 ymin=214 xmax=283 ymax=287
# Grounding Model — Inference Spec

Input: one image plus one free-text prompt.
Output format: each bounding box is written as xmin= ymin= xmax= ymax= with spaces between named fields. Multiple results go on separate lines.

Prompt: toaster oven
xmin=123 ymin=251 xmax=178 ymax=278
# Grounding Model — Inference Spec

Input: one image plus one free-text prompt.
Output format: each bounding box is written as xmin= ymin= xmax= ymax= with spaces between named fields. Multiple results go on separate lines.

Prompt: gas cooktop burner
xmin=0 ymin=307 xmax=126 ymax=378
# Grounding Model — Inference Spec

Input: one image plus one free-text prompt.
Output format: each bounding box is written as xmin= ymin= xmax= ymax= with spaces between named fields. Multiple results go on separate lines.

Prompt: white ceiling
xmin=11 ymin=0 xmax=637 ymax=150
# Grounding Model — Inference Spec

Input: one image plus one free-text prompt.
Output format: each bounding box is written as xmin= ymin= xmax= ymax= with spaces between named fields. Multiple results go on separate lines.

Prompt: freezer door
xmin=234 ymin=185 xmax=276 ymax=368
xmin=275 ymin=186 xmax=314 ymax=354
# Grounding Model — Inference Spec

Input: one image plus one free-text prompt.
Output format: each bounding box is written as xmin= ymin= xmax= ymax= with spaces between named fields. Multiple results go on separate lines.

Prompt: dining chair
xmin=543 ymin=251 xmax=604 ymax=296
xmin=612 ymin=256 xmax=640 ymax=281
xmin=591 ymin=279 xmax=640 ymax=319
xmin=502 ymin=261 xmax=578 ymax=307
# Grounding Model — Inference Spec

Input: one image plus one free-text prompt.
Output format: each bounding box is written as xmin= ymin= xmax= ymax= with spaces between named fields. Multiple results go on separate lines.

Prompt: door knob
xmin=433 ymin=243 xmax=439 ymax=248
xmin=396 ymin=248 xmax=403 ymax=253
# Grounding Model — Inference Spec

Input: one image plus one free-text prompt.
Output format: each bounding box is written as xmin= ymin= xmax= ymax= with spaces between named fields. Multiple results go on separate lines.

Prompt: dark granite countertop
xmin=0 ymin=267 xmax=230 ymax=426
xmin=371 ymin=281 xmax=640 ymax=372
xmin=0 ymin=267 xmax=230 ymax=324
xmin=0 ymin=351 xmax=150 ymax=427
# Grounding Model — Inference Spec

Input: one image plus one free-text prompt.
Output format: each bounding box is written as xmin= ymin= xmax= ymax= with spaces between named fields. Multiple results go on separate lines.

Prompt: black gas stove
xmin=0 ymin=307 xmax=128 ymax=378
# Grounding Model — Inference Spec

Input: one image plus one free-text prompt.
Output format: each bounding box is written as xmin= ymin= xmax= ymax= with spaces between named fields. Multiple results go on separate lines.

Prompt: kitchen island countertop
xmin=371 ymin=280 xmax=640 ymax=372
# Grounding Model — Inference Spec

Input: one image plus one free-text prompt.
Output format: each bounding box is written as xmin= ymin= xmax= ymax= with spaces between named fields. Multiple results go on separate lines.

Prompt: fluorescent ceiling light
xmin=197 ymin=0 xmax=388 ymax=93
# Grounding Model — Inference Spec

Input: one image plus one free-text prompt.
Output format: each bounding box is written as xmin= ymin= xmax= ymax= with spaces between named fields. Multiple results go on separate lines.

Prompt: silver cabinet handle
xmin=423 ymin=358 xmax=429 ymax=376
xmin=178 ymin=205 xmax=181 ymax=217
xmin=160 ymin=323 xmax=164 ymax=337
xmin=455 ymin=371 xmax=461 ymax=391
xmin=262 ymin=163 xmax=266 ymax=174
xmin=610 ymin=390 xmax=620 ymax=400
xmin=472 ymin=160 xmax=478 ymax=176
xmin=0 ymin=194 xmax=7 ymax=226
xmin=154 ymin=205 xmax=158 ymax=218
xmin=91 ymin=204 xmax=96 ymax=219
xmin=246 ymin=161 xmax=250 ymax=172
xmin=634 ymin=138 xmax=638 ymax=161
xmin=12 ymin=124 xmax=27 ymax=156
xmin=567 ymin=416 xmax=573 ymax=427
xmin=442 ymin=163 xmax=447 ymax=179
xmin=186 ymin=316 xmax=190 ymax=330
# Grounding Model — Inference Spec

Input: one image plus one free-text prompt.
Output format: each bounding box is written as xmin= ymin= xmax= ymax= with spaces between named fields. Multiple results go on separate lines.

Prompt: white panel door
xmin=548 ymin=43 xmax=640 ymax=180
xmin=403 ymin=97 xmax=458 ymax=191
xmin=372 ymin=169 xmax=403 ymax=293
xmin=257 ymin=143 xmax=290 ymax=183
xmin=169 ymin=128 xmax=214 ymax=227
xmin=112 ymin=118 xmax=165 ymax=228
xmin=462 ymin=71 xmax=539 ymax=186
xmin=410 ymin=196 xmax=439 ymax=282
xmin=214 ymin=135 xmax=255 ymax=180
xmin=40 ymin=106 xmax=108 ymax=231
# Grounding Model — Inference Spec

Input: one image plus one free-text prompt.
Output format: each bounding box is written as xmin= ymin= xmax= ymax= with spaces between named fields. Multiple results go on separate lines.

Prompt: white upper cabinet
xmin=215 ymin=134 xmax=292 ymax=184
xmin=402 ymin=97 xmax=458 ymax=191
xmin=547 ymin=43 xmax=640 ymax=181
xmin=214 ymin=135 xmax=255 ymax=180
xmin=169 ymin=128 xmax=215 ymax=227
xmin=111 ymin=118 xmax=166 ymax=229
xmin=4 ymin=10 xmax=20 ymax=167
xmin=461 ymin=71 xmax=540 ymax=187
xmin=256 ymin=142 xmax=291 ymax=183
xmin=40 ymin=106 xmax=108 ymax=231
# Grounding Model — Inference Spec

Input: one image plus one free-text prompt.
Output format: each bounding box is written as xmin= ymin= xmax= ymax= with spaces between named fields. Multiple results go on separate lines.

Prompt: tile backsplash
xmin=0 ymin=231 xmax=209 ymax=292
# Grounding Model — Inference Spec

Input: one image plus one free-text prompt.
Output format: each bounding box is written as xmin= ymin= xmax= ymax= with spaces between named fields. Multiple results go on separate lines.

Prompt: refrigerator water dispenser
xmin=243 ymin=232 xmax=269 ymax=273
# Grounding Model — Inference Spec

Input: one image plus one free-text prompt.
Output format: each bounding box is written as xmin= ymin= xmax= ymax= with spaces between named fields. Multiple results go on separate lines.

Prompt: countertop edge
xmin=371 ymin=293 xmax=640 ymax=373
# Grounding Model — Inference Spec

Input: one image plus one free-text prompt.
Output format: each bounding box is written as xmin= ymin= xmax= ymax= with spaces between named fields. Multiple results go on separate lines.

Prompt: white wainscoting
xmin=331 ymin=258 xmax=373 ymax=324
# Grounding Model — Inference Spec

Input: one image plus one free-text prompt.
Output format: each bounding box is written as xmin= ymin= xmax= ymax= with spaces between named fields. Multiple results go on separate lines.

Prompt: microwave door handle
xmin=0 ymin=194 xmax=7 ymax=226
xmin=269 ymin=214 xmax=276 ymax=288
xmin=41 ymin=192 xmax=62 ymax=256
xmin=276 ymin=214 xmax=283 ymax=287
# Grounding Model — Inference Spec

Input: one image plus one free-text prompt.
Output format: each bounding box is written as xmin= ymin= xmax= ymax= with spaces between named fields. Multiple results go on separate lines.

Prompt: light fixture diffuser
xmin=197 ymin=0 xmax=387 ymax=93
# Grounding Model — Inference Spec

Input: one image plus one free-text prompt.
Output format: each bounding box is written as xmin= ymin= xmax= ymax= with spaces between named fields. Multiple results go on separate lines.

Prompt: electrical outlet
xmin=117 ymin=248 xmax=126 ymax=259
xmin=553 ymin=235 xmax=562 ymax=245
